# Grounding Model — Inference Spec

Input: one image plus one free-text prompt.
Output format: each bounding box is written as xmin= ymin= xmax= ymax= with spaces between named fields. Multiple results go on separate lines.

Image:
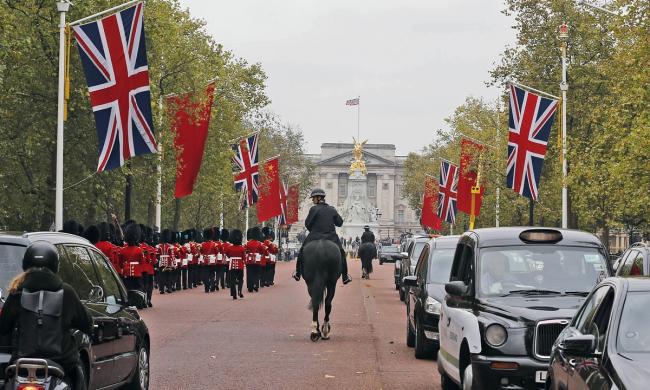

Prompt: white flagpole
xmin=69 ymin=0 xmax=140 ymax=26
xmin=55 ymin=1 xmax=70 ymax=231
xmin=245 ymin=207 xmax=250 ymax=237
xmin=495 ymin=98 xmax=500 ymax=228
xmin=155 ymin=94 xmax=163 ymax=232
xmin=357 ymin=95 xmax=360 ymax=140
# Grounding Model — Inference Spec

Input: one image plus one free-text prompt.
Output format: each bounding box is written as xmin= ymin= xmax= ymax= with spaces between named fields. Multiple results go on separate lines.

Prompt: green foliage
xmin=0 ymin=0 xmax=312 ymax=232
xmin=403 ymin=0 xmax=649 ymax=238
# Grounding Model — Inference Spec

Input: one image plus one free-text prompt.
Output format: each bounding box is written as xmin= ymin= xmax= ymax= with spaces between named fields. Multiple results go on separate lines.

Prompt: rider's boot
xmin=340 ymin=248 xmax=352 ymax=284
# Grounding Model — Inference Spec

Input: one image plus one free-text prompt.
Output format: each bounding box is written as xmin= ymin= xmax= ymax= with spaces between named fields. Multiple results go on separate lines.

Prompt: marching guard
xmin=262 ymin=227 xmax=278 ymax=287
xmin=201 ymin=228 xmax=217 ymax=293
xmin=119 ymin=224 xmax=144 ymax=292
xmin=140 ymin=225 xmax=156 ymax=307
xmin=157 ymin=229 xmax=174 ymax=294
xmin=225 ymin=229 xmax=246 ymax=299
xmin=245 ymin=227 xmax=267 ymax=293
xmin=219 ymin=229 xmax=230 ymax=289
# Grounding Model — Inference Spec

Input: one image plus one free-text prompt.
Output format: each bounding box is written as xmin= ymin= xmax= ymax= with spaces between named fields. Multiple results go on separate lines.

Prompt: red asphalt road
xmin=140 ymin=259 xmax=441 ymax=389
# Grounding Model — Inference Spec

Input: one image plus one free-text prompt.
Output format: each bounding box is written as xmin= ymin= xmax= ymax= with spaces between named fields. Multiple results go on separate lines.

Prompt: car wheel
xmin=406 ymin=314 xmax=415 ymax=348
xmin=414 ymin=317 xmax=430 ymax=359
xmin=462 ymin=362 xmax=481 ymax=390
xmin=126 ymin=344 xmax=150 ymax=390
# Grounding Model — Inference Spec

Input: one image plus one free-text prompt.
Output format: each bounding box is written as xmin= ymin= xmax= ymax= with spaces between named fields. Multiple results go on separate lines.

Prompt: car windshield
xmin=411 ymin=242 xmax=426 ymax=260
xmin=0 ymin=243 xmax=26 ymax=299
xmin=478 ymin=246 xmax=608 ymax=297
xmin=428 ymin=248 xmax=455 ymax=284
xmin=618 ymin=292 xmax=650 ymax=353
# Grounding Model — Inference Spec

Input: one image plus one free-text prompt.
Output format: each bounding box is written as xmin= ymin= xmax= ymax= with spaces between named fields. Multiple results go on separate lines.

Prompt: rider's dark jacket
xmin=361 ymin=231 xmax=375 ymax=244
xmin=0 ymin=268 xmax=93 ymax=370
xmin=304 ymin=201 xmax=344 ymax=246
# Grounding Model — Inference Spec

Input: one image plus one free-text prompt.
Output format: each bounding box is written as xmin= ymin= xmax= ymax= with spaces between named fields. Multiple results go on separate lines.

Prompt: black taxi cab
xmin=437 ymin=227 xmax=612 ymax=390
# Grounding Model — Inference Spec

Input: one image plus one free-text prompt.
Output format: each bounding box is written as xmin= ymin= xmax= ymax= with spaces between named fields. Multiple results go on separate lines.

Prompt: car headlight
xmin=425 ymin=297 xmax=441 ymax=314
xmin=485 ymin=324 xmax=508 ymax=347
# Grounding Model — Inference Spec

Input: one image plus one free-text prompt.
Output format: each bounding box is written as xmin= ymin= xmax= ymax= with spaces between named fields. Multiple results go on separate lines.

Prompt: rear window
xmin=0 ymin=244 xmax=26 ymax=297
xmin=382 ymin=246 xmax=399 ymax=253
xmin=412 ymin=242 xmax=426 ymax=260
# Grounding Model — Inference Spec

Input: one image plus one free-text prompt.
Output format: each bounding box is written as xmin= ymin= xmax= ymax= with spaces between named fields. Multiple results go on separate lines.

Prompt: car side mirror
xmin=400 ymin=252 xmax=409 ymax=259
xmin=88 ymin=285 xmax=104 ymax=303
xmin=445 ymin=281 xmax=468 ymax=297
xmin=403 ymin=275 xmax=418 ymax=287
xmin=560 ymin=334 xmax=596 ymax=356
xmin=127 ymin=290 xmax=147 ymax=309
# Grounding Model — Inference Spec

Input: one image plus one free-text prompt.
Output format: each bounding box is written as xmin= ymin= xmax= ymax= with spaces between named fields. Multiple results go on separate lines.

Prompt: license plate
xmin=535 ymin=370 xmax=547 ymax=383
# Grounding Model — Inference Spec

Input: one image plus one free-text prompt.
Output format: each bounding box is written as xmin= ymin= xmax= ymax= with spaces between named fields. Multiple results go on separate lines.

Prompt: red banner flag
xmin=286 ymin=184 xmax=300 ymax=225
xmin=257 ymin=157 xmax=282 ymax=222
xmin=457 ymin=138 xmax=485 ymax=216
xmin=421 ymin=175 xmax=442 ymax=231
xmin=169 ymin=83 xmax=215 ymax=198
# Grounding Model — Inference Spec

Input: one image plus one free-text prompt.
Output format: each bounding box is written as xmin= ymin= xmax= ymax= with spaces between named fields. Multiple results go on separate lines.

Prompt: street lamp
xmin=55 ymin=0 xmax=71 ymax=231
xmin=559 ymin=23 xmax=569 ymax=229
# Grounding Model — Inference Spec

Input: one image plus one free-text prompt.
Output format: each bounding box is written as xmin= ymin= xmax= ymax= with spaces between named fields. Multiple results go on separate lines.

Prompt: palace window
xmin=367 ymin=173 xmax=377 ymax=198
xmin=338 ymin=173 xmax=348 ymax=198
xmin=397 ymin=209 xmax=405 ymax=223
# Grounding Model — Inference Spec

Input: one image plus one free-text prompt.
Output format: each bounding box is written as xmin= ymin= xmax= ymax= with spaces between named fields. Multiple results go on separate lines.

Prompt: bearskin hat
xmin=62 ymin=220 xmax=79 ymax=235
xmin=220 ymin=229 xmax=229 ymax=242
xmin=83 ymin=225 xmax=100 ymax=244
xmin=124 ymin=224 xmax=141 ymax=246
xmin=230 ymin=229 xmax=243 ymax=245
xmin=247 ymin=226 xmax=263 ymax=241
xmin=262 ymin=226 xmax=272 ymax=240
xmin=203 ymin=228 xmax=213 ymax=241
xmin=161 ymin=229 xmax=172 ymax=244
xmin=98 ymin=222 xmax=111 ymax=241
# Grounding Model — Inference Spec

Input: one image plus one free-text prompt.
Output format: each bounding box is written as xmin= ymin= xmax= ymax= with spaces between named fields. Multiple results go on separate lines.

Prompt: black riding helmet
xmin=310 ymin=188 xmax=325 ymax=198
xmin=22 ymin=241 xmax=59 ymax=273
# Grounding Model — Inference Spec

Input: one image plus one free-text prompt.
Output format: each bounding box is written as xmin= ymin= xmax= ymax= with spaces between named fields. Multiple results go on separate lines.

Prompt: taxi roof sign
xmin=519 ymin=229 xmax=563 ymax=244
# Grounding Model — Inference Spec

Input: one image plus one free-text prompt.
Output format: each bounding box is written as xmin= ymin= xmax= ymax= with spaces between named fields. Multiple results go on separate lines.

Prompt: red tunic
xmin=96 ymin=241 xmax=122 ymax=274
xmin=264 ymin=240 xmax=278 ymax=263
xmin=244 ymin=240 xmax=267 ymax=266
xmin=157 ymin=243 xmax=174 ymax=269
xmin=201 ymin=241 xmax=216 ymax=265
xmin=119 ymin=245 xmax=144 ymax=277
xmin=225 ymin=244 xmax=246 ymax=270
xmin=139 ymin=243 xmax=155 ymax=274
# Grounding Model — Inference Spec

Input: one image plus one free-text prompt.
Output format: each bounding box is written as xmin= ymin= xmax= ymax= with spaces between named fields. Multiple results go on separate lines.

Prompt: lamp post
xmin=55 ymin=1 xmax=71 ymax=231
xmin=559 ymin=23 xmax=569 ymax=229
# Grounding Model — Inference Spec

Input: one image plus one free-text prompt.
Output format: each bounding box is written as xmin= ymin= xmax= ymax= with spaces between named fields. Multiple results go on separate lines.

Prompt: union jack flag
xmin=232 ymin=133 xmax=260 ymax=209
xmin=506 ymin=84 xmax=558 ymax=200
xmin=438 ymin=160 xmax=458 ymax=224
xmin=279 ymin=181 xmax=288 ymax=225
xmin=72 ymin=2 xmax=157 ymax=172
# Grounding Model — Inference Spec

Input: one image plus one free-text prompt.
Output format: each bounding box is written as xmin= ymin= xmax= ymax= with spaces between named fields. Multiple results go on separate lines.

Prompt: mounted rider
xmin=293 ymin=188 xmax=351 ymax=284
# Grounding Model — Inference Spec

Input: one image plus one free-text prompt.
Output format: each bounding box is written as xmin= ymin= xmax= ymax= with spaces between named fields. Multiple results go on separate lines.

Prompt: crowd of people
xmin=61 ymin=219 xmax=280 ymax=303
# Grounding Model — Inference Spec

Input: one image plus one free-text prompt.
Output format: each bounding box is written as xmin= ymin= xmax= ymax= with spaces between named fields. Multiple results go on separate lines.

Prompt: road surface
xmin=141 ymin=259 xmax=441 ymax=389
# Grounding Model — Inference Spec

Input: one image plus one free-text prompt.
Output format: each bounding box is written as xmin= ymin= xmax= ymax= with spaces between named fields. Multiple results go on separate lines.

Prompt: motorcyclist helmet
xmin=22 ymin=241 xmax=59 ymax=273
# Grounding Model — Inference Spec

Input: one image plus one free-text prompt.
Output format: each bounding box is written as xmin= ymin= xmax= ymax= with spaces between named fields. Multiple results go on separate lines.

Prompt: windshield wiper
xmin=502 ymin=289 xmax=562 ymax=296
xmin=563 ymin=291 xmax=589 ymax=296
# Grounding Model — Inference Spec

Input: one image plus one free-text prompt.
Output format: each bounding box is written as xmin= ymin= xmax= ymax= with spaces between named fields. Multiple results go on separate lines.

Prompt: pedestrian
xmin=225 ymin=229 xmax=245 ymax=299
xmin=293 ymin=188 xmax=351 ymax=284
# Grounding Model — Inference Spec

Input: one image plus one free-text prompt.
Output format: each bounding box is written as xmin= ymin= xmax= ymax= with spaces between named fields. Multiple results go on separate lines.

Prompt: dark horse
xmin=358 ymin=242 xmax=377 ymax=279
xmin=302 ymin=240 xmax=341 ymax=341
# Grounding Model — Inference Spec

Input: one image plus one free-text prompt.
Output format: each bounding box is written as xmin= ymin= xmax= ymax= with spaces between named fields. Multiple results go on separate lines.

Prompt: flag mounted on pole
xmin=421 ymin=175 xmax=442 ymax=231
xmin=279 ymin=181 xmax=288 ymax=226
xmin=286 ymin=184 xmax=300 ymax=225
xmin=457 ymin=138 xmax=485 ymax=216
xmin=438 ymin=160 xmax=459 ymax=224
xmin=257 ymin=156 xmax=282 ymax=223
xmin=232 ymin=132 xmax=260 ymax=209
xmin=506 ymin=84 xmax=559 ymax=200
xmin=168 ymin=83 xmax=215 ymax=198
xmin=72 ymin=2 xmax=157 ymax=172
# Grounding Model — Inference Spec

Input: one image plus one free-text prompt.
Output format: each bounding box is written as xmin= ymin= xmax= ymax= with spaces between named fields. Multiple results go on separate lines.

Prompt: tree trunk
xmin=173 ymin=198 xmax=181 ymax=231
xmin=125 ymin=168 xmax=133 ymax=221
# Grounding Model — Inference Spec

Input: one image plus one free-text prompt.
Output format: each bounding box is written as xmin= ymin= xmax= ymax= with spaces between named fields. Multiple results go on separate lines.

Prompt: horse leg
xmin=311 ymin=303 xmax=321 ymax=342
xmin=321 ymin=282 xmax=337 ymax=340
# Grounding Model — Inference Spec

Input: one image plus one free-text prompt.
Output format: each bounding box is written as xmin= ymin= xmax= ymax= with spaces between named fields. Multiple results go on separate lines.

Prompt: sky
xmin=178 ymin=0 xmax=515 ymax=155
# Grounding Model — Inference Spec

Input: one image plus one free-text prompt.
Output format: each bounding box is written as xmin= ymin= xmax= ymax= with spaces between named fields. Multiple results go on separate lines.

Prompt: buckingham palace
xmin=294 ymin=142 xmax=421 ymax=240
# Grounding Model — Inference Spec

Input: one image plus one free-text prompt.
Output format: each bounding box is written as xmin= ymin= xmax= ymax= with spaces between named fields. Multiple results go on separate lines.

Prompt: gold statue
xmin=349 ymin=137 xmax=368 ymax=175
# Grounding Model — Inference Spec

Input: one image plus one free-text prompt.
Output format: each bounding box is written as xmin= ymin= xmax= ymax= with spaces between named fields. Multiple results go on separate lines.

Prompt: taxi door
xmin=440 ymin=242 xmax=475 ymax=383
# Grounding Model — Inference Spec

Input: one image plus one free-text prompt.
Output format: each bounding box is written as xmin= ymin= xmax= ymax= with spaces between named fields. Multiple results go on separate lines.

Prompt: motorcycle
xmin=5 ymin=358 xmax=71 ymax=390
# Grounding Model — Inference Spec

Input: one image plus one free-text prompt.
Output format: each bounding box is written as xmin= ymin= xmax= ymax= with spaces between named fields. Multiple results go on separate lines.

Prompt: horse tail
xmin=309 ymin=269 xmax=326 ymax=310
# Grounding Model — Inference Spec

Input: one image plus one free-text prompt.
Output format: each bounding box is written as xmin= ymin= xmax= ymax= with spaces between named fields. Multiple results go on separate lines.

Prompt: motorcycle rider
xmin=293 ymin=188 xmax=351 ymax=284
xmin=0 ymin=241 xmax=93 ymax=390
